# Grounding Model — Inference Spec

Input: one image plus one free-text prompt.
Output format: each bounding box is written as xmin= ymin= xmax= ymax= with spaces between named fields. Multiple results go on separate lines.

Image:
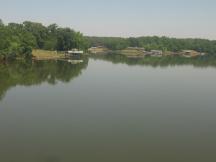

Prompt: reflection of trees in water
xmin=1 ymin=54 xmax=216 ymax=100
xmin=91 ymin=54 xmax=216 ymax=68
xmin=0 ymin=58 xmax=88 ymax=100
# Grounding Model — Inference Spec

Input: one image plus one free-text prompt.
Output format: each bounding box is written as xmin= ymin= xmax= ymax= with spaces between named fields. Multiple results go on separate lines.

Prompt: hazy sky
xmin=0 ymin=0 xmax=216 ymax=39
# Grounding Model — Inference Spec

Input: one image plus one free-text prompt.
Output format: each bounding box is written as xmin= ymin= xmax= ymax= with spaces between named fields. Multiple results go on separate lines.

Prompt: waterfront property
xmin=119 ymin=47 xmax=146 ymax=58
xmin=88 ymin=46 xmax=110 ymax=54
xmin=90 ymin=47 xmax=206 ymax=59
xmin=66 ymin=49 xmax=84 ymax=55
xmin=65 ymin=49 xmax=84 ymax=57
xmin=32 ymin=49 xmax=65 ymax=60
xmin=144 ymin=50 xmax=163 ymax=57
xmin=180 ymin=50 xmax=205 ymax=58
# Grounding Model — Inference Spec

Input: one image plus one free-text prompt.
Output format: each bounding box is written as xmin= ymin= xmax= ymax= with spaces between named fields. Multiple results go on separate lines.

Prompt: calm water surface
xmin=0 ymin=57 xmax=216 ymax=162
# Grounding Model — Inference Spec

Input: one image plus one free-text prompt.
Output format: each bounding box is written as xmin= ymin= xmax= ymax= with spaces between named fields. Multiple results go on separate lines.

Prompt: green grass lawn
xmin=32 ymin=49 xmax=65 ymax=60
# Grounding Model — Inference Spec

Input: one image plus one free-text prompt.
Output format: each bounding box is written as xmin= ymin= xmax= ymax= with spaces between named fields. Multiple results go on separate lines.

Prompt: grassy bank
xmin=118 ymin=48 xmax=145 ymax=57
xmin=32 ymin=49 xmax=65 ymax=60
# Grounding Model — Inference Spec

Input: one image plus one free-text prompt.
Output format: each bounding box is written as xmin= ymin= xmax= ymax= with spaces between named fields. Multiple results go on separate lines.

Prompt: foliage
xmin=86 ymin=37 xmax=129 ymax=50
xmin=0 ymin=19 xmax=3 ymax=26
xmin=86 ymin=36 xmax=216 ymax=56
xmin=0 ymin=22 xmax=36 ymax=59
xmin=0 ymin=20 xmax=87 ymax=60
xmin=1 ymin=19 xmax=216 ymax=59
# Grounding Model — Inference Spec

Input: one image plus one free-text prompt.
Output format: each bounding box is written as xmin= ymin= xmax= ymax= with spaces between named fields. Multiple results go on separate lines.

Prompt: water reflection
xmin=90 ymin=54 xmax=216 ymax=68
xmin=1 ymin=54 xmax=216 ymax=101
xmin=0 ymin=58 xmax=89 ymax=100
xmin=0 ymin=55 xmax=216 ymax=162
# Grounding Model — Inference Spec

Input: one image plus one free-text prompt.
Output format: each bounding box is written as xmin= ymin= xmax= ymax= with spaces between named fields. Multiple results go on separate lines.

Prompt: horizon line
xmin=1 ymin=19 xmax=215 ymax=41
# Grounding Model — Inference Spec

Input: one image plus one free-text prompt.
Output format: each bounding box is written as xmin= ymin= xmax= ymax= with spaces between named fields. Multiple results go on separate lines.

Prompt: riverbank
xmin=0 ymin=48 xmax=207 ymax=63
xmin=32 ymin=49 xmax=65 ymax=60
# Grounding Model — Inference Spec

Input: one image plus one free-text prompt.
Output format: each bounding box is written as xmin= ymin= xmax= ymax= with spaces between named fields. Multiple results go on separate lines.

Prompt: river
xmin=0 ymin=56 xmax=216 ymax=162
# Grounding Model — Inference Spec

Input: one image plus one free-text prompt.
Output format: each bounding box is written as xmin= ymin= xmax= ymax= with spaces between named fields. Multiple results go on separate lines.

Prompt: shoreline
xmin=0 ymin=49 xmax=210 ymax=62
xmin=32 ymin=49 xmax=65 ymax=60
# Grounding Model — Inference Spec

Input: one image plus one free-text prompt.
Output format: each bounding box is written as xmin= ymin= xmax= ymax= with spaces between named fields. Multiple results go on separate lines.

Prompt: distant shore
xmin=88 ymin=47 xmax=206 ymax=58
xmin=29 ymin=48 xmax=207 ymax=61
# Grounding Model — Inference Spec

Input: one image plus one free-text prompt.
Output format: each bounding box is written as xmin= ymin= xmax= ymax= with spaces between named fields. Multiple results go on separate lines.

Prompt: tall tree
xmin=0 ymin=19 xmax=3 ymax=26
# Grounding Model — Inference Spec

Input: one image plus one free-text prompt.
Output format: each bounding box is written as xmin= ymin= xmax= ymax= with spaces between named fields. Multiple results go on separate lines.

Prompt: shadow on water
xmin=0 ymin=57 xmax=89 ymax=101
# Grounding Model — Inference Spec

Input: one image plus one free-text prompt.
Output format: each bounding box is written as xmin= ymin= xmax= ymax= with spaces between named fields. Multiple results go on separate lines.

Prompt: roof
xmin=67 ymin=50 xmax=84 ymax=54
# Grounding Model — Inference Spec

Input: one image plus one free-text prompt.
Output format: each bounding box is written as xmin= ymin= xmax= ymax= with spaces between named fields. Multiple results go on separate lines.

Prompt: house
xmin=151 ymin=50 xmax=163 ymax=56
xmin=181 ymin=50 xmax=201 ymax=58
xmin=144 ymin=50 xmax=163 ymax=57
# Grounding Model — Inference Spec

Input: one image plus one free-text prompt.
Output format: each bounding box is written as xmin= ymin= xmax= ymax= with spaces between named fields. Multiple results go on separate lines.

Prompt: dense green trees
xmin=0 ymin=20 xmax=87 ymax=60
xmin=1 ymin=19 xmax=216 ymax=60
xmin=86 ymin=36 xmax=216 ymax=56
xmin=86 ymin=37 xmax=128 ymax=50
xmin=130 ymin=37 xmax=216 ymax=55
xmin=0 ymin=19 xmax=3 ymax=26
xmin=0 ymin=22 xmax=35 ymax=59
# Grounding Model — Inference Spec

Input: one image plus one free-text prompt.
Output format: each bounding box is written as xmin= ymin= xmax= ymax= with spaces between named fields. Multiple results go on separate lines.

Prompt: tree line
xmin=1 ymin=19 xmax=216 ymax=60
xmin=0 ymin=19 xmax=88 ymax=60
xmin=86 ymin=36 xmax=216 ymax=56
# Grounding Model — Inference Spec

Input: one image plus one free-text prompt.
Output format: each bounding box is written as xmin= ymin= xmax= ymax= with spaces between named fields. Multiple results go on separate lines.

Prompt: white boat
xmin=67 ymin=49 xmax=84 ymax=54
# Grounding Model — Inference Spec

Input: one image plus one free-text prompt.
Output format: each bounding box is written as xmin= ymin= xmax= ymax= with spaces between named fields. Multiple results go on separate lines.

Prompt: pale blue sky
xmin=0 ymin=0 xmax=216 ymax=39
